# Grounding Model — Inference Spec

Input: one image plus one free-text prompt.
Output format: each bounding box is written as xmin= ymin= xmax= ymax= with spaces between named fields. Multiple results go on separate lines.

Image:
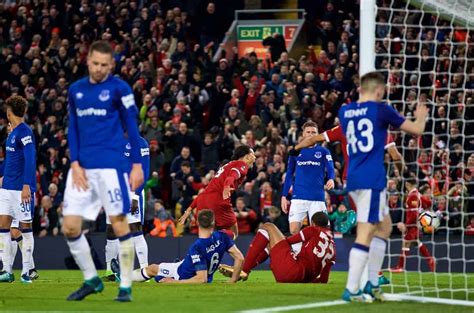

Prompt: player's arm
xmin=179 ymin=197 xmax=197 ymax=225
xmin=287 ymin=227 xmax=315 ymax=244
xmin=323 ymin=149 xmax=335 ymax=190
xmin=281 ymin=155 xmax=296 ymax=213
xmin=399 ymin=103 xmax=429 ymax=135
xmin=223 ymin=167 xmax=242 ymax=200
xmin=227 ymin=245 xmax=244 ymax=283
xmin=387 ymin=144 xmax=404 ymax=173
xmin=117 ymin=82 xmax=144 ymax=191
xmin=294 ymin=133 xmax=325 ymax=151
xmin=161 ymin=270 xmax=208 ymax=284
xmin=21 ymin=131 xmax=35 ymax=204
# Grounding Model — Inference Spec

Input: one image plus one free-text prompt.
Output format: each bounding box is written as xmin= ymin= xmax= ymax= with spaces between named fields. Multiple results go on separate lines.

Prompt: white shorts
xmin=288 ymin=199 xmax=327 ymax=223
xmin=106 ymin=190 xmax=145 ymax=225
xmin=0 ymin=189 xmax=34 ymax=222
xmin=63 ymin=168 xmax=132 ymax=221
xmin=156 ymin=260 xmax=183 ymax=281
xmin=349 ymin=189 xmax=388 ymax=223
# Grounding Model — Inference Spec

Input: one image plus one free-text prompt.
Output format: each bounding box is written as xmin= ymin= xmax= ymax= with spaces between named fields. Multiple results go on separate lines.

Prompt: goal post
xmin=360 ymin=0 xmax=474 ymax=305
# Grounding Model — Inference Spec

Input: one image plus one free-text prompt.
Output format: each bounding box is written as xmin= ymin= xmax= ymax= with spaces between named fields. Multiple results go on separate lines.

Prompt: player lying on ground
xmin=0 ymin=96 xmax=36 ymax=284
xmin=179 ymin=145 xmax=256 ymax=239
xmin=114 ymin=209 xmax=244 ymax=283
xmin=282 ymin=121 xmax=335 ymax=240
xmin=219 ymin=212 xmax=335 ymax=283
xmin=104 ymin=136 xmax=150 ymax=281
xmin=337 ymin=72 xmax=428 ymax=303
xmin=390 ymin=177 xmax=435 ymax=272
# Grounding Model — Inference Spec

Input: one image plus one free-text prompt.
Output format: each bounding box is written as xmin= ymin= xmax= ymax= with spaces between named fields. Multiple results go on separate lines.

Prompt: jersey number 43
xmin=346 ymin=118 xmax=374 ymax=154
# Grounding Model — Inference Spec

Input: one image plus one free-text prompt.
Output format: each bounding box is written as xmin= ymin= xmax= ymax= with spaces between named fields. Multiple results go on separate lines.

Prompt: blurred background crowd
xmin=0 ymin=0 xmax=472 ymax=237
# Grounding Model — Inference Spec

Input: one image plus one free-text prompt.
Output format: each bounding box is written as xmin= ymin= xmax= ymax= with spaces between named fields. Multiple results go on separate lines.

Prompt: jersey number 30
xmin=346 ymin=118 xmax=374 ymax=154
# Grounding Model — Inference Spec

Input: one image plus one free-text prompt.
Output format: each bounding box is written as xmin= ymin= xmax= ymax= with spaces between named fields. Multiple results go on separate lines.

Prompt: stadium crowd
xmin=0 ymin=0 xmax=472 ymax=237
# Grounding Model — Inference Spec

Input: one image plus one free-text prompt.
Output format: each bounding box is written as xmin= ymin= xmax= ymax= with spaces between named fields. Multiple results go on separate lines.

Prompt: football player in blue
xmin=63 ymin=41 xmax=144 ymax=302
xmin=282 ymin=121 xmax=335 ymax=239
xmin=117 ymin=209 xmax=244 ymax=284
xmin=104 ymin=136 xmax=150 ymax=281
xmin=339 ymin=72 xmax=428 ymax=302
xmin=0 ymin=96 xmax=36 ymax=284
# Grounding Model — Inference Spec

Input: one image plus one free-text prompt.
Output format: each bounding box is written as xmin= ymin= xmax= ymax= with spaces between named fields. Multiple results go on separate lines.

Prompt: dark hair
xmin=231 ymin=145 xmax=252 ymax=160
xmin=311 ymin=211 xmax=329 ymax=227
xmin=197 ymin=209 xmax=215 ymax=229
xmin=5 ymin=95 xmax=27 ymax=117
xmin=302 ymin=121 xmax=318 ymax=131
xmin=360 ymin=71 xmax=385 ymax=91
xmin=181 ymin=161 xmax=191 ymax=168
xmin=405 ymin=177 xmax=418 ymax=187
xmin=88 ymin=40 xmax=113 ymax=56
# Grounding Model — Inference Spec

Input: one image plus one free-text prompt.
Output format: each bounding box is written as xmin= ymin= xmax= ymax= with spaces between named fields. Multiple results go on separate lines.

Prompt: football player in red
xmin=179 ymin=145 xmax=256 ymax=239
xmin=390 ymin=177 xmax=435 ymax=272
xmin=220 ymin=212 xmax=335 ymax=283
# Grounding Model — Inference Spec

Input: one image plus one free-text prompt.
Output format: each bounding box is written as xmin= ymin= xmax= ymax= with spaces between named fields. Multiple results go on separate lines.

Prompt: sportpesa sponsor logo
xmin=297 ymin=160 xmax=321 ymax=166
xmin=76 ymin=108 xmax=107 ymax=117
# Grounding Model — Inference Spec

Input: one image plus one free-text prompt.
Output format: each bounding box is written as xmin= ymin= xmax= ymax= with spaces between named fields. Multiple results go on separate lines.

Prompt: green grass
xmin=0 ymin=270 xmax=473 ymax=312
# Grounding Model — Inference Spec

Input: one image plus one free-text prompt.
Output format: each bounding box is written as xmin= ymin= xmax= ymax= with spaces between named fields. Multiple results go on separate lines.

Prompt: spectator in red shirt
xmin=234 ymin=197 xmax=257 ymax=234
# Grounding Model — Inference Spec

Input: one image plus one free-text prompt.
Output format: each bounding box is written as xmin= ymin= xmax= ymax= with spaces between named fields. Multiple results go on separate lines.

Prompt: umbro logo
xmin=76 ymin=92 xmax=83 ymax=99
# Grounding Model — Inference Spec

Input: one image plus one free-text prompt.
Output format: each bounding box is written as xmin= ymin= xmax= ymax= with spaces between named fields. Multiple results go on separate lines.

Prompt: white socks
xmin=346 ymin=243 xmax=369 ymax=293
xmin=132 ymin=233 xmax=148 ymax=268
xmin=105 ymin=239 xmax=119 ymax=271
xmin=118 ymin=234 xmax=134 ymax=289
xmin=21 ymin=231 xmax=34 ymax=276
xmin=368 ymin=237 xmax=387 ymax=286
xmin=132 ymin=268 xmax=150 ymax=282
xmin=0 ymin=231 xmax=12 ymax=273
xmin=66 ymin=234 xmax=97 ymax=280
xmin=10 ymin=237 xmax=19 ymax=268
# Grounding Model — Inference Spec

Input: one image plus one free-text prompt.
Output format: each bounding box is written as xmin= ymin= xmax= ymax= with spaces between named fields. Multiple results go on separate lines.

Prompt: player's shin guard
xmin=10 ymin=237 xmax=20 ymax=268
xmin=21 ymin=230 xmax=34 ymax=276
xmin=0 ymin=229 xmax=12 ymax=273
xmin=132 ymin=232 xmax=148 ymax=268
xmin=397 ymin=247 xmax=410 ymax=268
xmin=243 ymin=229 xmax=269 ymax=273
xmin=118 ymin=233 xmax=134 ymax=288
xmin=132 ymin=268 xmax=150 ymax=282
xmin=346 ymin=243 xmax=369 ymax=293
xmin=368 ymin=237 xmax=387 ymax=286
xmin=105 ymin=239 xmax=119 ymax=271
xmin=66 ymin=234 xmax=98 ymax=280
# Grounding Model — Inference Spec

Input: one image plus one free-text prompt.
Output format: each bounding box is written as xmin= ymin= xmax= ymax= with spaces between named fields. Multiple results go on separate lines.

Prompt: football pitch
xmin=0 ymin=270 xmax=473 ymax=312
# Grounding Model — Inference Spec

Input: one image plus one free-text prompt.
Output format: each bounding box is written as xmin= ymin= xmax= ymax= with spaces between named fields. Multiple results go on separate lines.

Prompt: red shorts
xmin=270 ymin=240 xmax=305 ymax=283
xmin=195 ymin=194 xmax=237 ymax=229
xmin=404 ymin=227 xmax=420 ymax=241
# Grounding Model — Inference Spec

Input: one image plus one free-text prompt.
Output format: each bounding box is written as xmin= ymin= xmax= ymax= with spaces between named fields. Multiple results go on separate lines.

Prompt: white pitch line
xmin=238 ymin=300 xmax=348 ymax=313
xmin=384 ymin=293 xmax=474 ymax=307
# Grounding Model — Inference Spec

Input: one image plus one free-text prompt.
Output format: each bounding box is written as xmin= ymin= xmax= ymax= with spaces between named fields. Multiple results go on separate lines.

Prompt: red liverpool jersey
xmin=201 ymin=160 xmax=249 ymax=198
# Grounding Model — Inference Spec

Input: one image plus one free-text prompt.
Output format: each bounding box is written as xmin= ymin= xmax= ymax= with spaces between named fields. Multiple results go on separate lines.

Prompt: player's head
xmin=5 ymin=95 xmax=27 ymax=120
xmin=232 ymin=145 xmax=256 ymax=166
xmin=197 ymin=209 xmax=215 ymax=230
xmin=302 ymin=121 xmax=318 ymax=138
xmin=360 ymin=71 xmax=385 ymax=101
xmin=405 ymin=176 xmax=418 ymax=191
xmin=87 ymin=40 xmax=114 ymax=83
xmin=311 ymin=211 xmax=329 ymax=228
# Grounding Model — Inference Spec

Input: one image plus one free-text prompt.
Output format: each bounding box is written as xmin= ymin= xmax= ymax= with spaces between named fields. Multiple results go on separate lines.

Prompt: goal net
xmin=368 ymin=0 xmax=474 ymax=305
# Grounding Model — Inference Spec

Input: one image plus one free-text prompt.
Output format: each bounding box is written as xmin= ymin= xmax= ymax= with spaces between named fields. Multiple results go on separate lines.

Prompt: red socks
xmin=243 ymin=229 xmax=269 ymax=273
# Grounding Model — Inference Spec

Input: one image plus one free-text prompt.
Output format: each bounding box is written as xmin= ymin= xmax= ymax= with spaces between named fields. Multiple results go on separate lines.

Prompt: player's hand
xmin=158 ymin=277 xmax=176 ymax=283
xmin=71 ymin=161 xmax=89 ymax=191
xmin=397 ymin=222 xmax=406 ymax=233
xmin=414 ymin=102 xmax=429 ymax=120
xmin=21 ymin=185 xmax=31 ymax=205
xmin=222 ymin=186 xmax=234 ymax=200
xmin=281 ymin=196 xmax=289 ymax=214
xmin=130 ymin=163 xmax=144 ymax=191
xmin=325 ymin=179 xmax=335 ymax=190
xmin=178 ymin=208 xmax=192 ymax=225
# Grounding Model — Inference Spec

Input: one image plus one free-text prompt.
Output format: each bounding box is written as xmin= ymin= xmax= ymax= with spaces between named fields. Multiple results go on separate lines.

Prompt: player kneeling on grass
xmin=220 ymin=212 xmax=335 ymax=283
xmin=113 ymin=209 xmax=244 ymax=283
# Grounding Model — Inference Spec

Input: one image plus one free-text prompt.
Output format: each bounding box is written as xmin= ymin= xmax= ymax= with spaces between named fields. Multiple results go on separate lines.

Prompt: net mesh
xmin=374 ymin=0 xmax=474 ymax=301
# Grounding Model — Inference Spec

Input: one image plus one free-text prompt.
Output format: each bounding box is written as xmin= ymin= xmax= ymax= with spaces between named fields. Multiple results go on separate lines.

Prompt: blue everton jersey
xmin=2 ymin=123 xmax=36 ymax=191
xmin=282 ymin=145 xmax=335 ymax=201
xmin=67 ymin=75 xmax=141 ymax=170
xmin=339 ymin=101 xmax=405 ymax=191
xmin=177 ymin=231 xmax=234 ymax=282
xmin=124 ymin=136 xmax=150 ymax=195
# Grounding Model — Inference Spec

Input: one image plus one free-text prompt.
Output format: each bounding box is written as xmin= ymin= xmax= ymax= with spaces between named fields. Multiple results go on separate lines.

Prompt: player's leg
xmin=103 ymin=169 xmax=134 ymax=302
xmin=343 ymin=190 xmax=378 ymax=302
xmin=9 ymin=222 xmax=21 ymax=270
xmin=130 ymin=222 xmax=148 ymax=268
xmin=131 ymin=263 xmax=159 ymax=282
xmin=0 ymin=189 xmax=15 ymax=282
xmin=288 ymin=199 xmax=307 ymax=235
xmin=418 ymin=240 xmax=435 ymax=271
xmin=391 ymin=240 xmax=412 ymax=272
xmin=63 ymin=169 xmax=103 ymax=301
xmin=19 ymin=221 xmax=34 ymax=284
xmin=104 ymin=223 xmax=119 ymax=280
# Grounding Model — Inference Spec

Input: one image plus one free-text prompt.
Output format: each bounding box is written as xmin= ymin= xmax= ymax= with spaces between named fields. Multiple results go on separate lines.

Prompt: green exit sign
xmin=238 ymin=26 xmax=284 ymax=41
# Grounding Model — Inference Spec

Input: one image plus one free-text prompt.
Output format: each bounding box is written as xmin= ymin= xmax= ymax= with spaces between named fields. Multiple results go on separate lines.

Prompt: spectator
xmin=170 ymin=146 xmax=195 ymax=177
xmin=150 ymin=200 xmax=177 ymax=237
xmin=329 ymin=203 xmax=356 ymax=234
xmin=267 ymin=206 xmax=289 ymax=235
xmin=262 ymin=33 xmax=287 ymax=63
xmin=234 ymin=197 xmax=257 ymax=234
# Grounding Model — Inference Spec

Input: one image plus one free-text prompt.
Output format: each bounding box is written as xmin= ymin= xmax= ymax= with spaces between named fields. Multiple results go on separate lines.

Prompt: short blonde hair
xmin=360 ymin=71 xmax=385 ymax=93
